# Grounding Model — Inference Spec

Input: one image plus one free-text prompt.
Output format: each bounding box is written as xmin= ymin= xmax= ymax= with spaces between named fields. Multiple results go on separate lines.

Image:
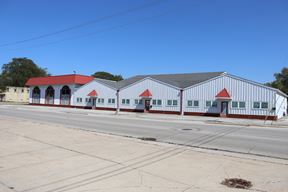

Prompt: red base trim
xmin=149 ymin=110 xmax=180 ymax=115
xmin=119 ymin=108 xmax=180 ymax=115
xmin=30 ymin=103 xmax=116 ymax=111
xmin=184 ymin=112 xmax=220 ymax=117
xmin=227 ymin=114 xmax=277 ymax=121
xmin=29 ymin=104 xmax=277 ymax=120
xmin=184 ymin=112 xmax=277 ymax=120
xmin=120 ymin=108 xmax=144 ymax=113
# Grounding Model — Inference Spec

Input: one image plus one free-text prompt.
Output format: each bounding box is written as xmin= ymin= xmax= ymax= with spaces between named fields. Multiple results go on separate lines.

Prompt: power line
xmin=5 ymin=9 xmax=174 ymax=51
xmin=0 ymin=0 xmax=168 ymax=48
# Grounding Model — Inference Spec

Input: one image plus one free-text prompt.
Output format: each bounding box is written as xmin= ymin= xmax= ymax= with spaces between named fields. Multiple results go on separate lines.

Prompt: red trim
xmin=26 ymin=74 xmax=94 ymax=86
xmin=120 ymin=108 xmax=144 ymax=113
xmin=139 ymin=89 xmax=152 ymax=97
xmin=227 ymin=114 xmax=277 ymax=121
xmin=216 ymin=88 xmax=231 ymax=99
xmin=149 ymin=110 xmax=180 ymax=115
xmin=184 ymin=112 xmax=220 ymax=117
xmin=30 ymin=103 xmax=116 ymax=111
xmin=28 ymin=104 xmax=278 ymax=121
xmin=87 ymin=90 xmax=98 ymax=97
xmin=184 ymin=112 xmax=277 ymax=120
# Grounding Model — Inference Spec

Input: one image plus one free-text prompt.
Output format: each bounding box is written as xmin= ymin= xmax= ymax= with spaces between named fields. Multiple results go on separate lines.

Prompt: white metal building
xmin=26 ymin=72 xmax=287 ymax=120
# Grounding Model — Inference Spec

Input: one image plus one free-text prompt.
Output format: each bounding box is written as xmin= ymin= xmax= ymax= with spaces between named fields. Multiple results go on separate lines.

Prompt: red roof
xmin=25 ymin=74 xmax=94 ymax=86
xmin=216 ymin=88 xmax=231 ymax=98
xmin=87 ymin=90 xmax=98 ymax=97
xmin=139 ymin=89 xmax=152 ymax=97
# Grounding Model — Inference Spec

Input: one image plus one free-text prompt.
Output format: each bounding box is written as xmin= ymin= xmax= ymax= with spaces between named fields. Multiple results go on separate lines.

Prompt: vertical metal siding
xmin=119 ymin=79 xmax=180 ymax=112
xmin=183 ymin=76 xmax=276 ymax=116
xmin=276 ymin=93 xmax=287 ymax=119
xmin=73 ymin=81 xmax=117 ymax=108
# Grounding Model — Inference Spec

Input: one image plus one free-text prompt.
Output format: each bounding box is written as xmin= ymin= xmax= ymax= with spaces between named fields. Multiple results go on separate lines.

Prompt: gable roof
xmin=118 ymin=72 xmax=225 ymax=89
xmin=87 ymin=90 xmax=98 ymax=97
xmin=26 ymin=74 xmax=94 ymax=86
xmin=139 ymin=89 xmax=152 ymax=97
xmin=215 ymin=88 xmax=231 ymax=99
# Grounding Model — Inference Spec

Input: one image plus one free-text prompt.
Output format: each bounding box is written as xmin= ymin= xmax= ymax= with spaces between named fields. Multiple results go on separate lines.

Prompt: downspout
xmin=180 ymin=89 xmax=184 ymax=116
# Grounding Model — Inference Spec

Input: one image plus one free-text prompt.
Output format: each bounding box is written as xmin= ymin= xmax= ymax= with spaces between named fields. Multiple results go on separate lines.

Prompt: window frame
xmin=187 ymin=100 xmax=199 ymax=108
xmin=122 ymin=99 xmax=130 ymax=105
xmin=152 ymin=99 xmax=162 ymax=106
xmin=97 ymin=98 xmax=104 ymax=104
xmin=261 ymin=102 xmax=268 ymax=109
xmin=108 ymin=98 xmax=115 ymax=104
xmin=253 ymin=101 xmax=261 ymax=109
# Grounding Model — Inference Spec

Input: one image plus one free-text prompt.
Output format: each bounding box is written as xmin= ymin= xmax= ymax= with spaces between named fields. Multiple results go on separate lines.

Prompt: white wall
xmin=119 ymin=78 xmax=181 ymax=112
xmin=73 ymin=80 xmax=117 ymax=109
xmin=276 ymin=93 xmax=287 ymax=119
xmin=183 ymin=75 xmax=276 ymax=117
xmin=29 ymin=84 xmax=76 ymax=105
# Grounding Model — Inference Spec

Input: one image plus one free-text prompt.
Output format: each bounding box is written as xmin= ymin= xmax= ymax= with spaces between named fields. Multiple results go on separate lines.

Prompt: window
xmin=152 ymin=99 xmax=162 ymax=106
xmin=14 ymin=89 xmax=17 ymax=92
xmin=173 ymin=100 xmax=178 ymax=106
xmin=261 ymin=102 xmax=268 ymax=109
xmin=232 ymin=101 xmax=246 ymax=109
xmin=232 ymin=101 xmax=238 ymax=108
xmin=239 ymin=102 xmax=246 ymax=108
xmin=108 ymin=98 xmax=115 ymax=104
xmin=21 ymin=89 xmax=24 ymax=93
xmin=135 ymin=99 xmax=139 ymax=105
xmin=77 ymin=97 xmax=82 ymax=103
xmin=98 ymin=98 xmax=104 ymax=104
xmin=187 ymin=100 xmax=199 ymax=107
xmin=253 ymin=102 xmax=260 ymax=109
xmin=206 ymin=101 xmax=212 ymax=107
xmin=206 ymin=101 xmax=217 ymax=108
xmin=167 ymin=100 xmax=178 ymax=106
xmin=85 ymin=98 xmax=91 ymax=103
xmin=253 ymin=101 xmax=269 ymax=109
xmin=85 ymin=98 xmax=88 ymax=103
xmin=122 ymin=99 xmax=130 ymax=105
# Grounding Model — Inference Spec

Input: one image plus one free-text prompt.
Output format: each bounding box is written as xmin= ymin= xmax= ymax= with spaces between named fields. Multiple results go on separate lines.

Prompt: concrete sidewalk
xmin=6 ymin=104 xmax=288 ymax=128
xmin=0 ymin=115 xmax=287 ymax=192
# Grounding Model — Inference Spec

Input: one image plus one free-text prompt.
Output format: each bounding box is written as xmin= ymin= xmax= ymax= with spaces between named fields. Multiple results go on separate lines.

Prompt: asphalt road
xmin=0 ymin=104 xmax=288 ymax=160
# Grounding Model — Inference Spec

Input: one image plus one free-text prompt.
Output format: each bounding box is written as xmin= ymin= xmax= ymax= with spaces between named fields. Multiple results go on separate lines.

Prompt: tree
xmin=92 ymin=71 xmax=123 ymax=81
xmin=266 ymin=67 xmax=288 ymax=94
xmin=0 ymin=58 xmax=49 ymax=90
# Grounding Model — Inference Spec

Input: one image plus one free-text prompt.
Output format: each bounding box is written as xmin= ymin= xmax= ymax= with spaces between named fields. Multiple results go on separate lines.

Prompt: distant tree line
xmin=266 ymin=67 xmax=288 ymax=95
xmin=0 ymin=58 xmax=49 ymax=92
xmin=0 ymin=57 xmax=123 ymax=92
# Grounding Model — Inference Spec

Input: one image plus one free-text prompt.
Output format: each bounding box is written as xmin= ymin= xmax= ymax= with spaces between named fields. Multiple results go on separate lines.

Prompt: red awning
xmin=216 ymin=88 xmax=231 ymax=99
xmin=87 ymin=90 xmax=98 ymax=97
xmin=139 ymin=89 xmax=152 ymax=97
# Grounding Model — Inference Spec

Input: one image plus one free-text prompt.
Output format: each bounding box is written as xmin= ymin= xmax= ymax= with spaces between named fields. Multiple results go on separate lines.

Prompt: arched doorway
xmin=60 ymin=85 xmax=71 ymax=105
xmin=32 ymin=87 xmax=41 ymax=104
xmin=45 ymin=86 xmax=54 ymax=104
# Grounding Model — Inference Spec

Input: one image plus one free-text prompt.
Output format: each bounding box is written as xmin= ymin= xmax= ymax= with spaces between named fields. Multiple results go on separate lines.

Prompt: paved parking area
xmin=0 ymin=115 xmax=288 ymax=192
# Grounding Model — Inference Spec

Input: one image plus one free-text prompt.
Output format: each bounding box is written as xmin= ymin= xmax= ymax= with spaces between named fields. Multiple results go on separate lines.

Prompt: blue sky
xmin=0 ymin=0 xmax=287 ymax=83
